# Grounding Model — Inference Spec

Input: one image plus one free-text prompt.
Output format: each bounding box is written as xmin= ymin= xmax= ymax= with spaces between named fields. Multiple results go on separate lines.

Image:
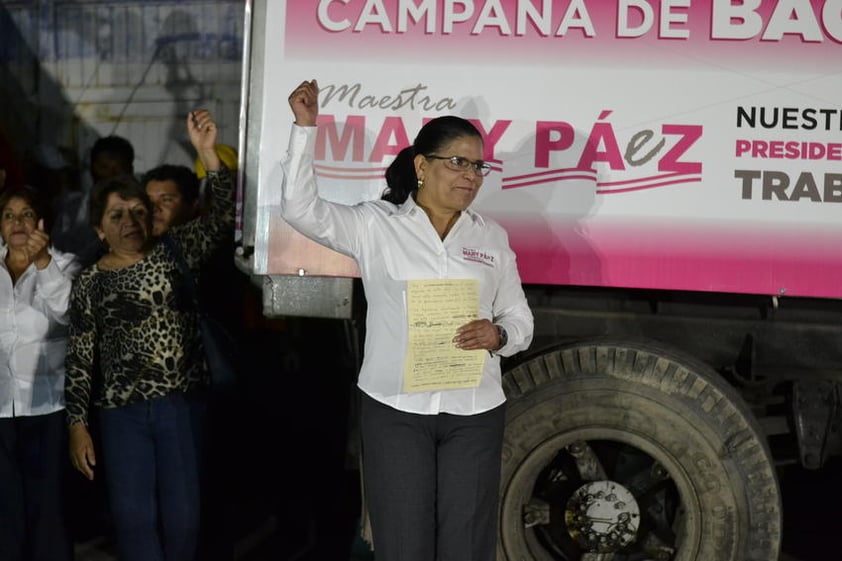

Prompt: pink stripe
xmin=316 ymin=172 xmax=385 ymax=180
xmin=598 ymin=171 xmax=686 ymax=187
xmin=503 ymin=174 xmax=598 ymax=189
xmin=504 ymin=167 xmax=595 ymax=182
xmin=596 ymin=176 xmax=701 ymax=194
xmin=314 ymin=163 xmax=390 ymax=173
xmin=284 ymin=2 xmax=840 ymax=68
xmin=499 ymin=219 xmax=842 ymax=299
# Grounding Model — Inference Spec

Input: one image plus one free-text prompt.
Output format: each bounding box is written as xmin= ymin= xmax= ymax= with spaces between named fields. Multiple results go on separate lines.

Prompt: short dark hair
xmin=382 ymin=116 xmax=483 ymax=205
xmin=142 ymin=165 xmax=200 ymax=205
xmin=89 ymin=174 xmax=151 ymax=228
xmin=0 ymin=185 xmax=51 ymax=232
xmin=90 ymin=136 xmax=135 ymax=169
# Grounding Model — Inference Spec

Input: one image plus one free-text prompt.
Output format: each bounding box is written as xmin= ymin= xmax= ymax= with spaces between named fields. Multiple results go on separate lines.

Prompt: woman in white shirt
xmin=284 ymin=80 xmax=534 ymax=561
xmin=0 ymin=185 xmax=79 ymax=561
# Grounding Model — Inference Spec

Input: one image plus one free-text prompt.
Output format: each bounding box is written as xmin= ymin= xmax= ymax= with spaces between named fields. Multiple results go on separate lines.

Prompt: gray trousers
xmin=360 ymin=391 xmax=505 ymax=561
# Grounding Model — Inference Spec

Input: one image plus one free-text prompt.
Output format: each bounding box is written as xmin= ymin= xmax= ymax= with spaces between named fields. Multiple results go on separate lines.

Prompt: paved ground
xmin=69 ymin=460 xmax=828 ymax=561
xmin=73 ymin=516 xmax=374 ymax=561
xmin=72 ymin=519 xmax=810 ymax=561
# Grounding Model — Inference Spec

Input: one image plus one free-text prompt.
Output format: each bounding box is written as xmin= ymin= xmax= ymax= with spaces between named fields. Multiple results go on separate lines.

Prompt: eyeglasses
xmin=425 ymin=155 xmax=492 ymax=177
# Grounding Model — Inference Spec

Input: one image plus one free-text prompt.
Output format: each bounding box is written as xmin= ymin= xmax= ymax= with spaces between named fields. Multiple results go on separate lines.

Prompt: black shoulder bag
xmin=163 ymin=235 xmax=238 ymax=391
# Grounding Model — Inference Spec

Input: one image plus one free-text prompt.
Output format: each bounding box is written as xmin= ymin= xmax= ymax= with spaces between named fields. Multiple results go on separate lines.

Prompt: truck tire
xmin=498 ymin=340 xmax=781 ymax=561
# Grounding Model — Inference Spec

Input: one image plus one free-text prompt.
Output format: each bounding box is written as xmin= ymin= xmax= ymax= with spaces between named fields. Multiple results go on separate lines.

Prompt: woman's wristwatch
xmin=495 ymin=324 xmax=508 ymax=350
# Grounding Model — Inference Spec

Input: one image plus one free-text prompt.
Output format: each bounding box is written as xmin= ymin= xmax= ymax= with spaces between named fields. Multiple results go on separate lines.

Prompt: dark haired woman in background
xmin=282 ymin=80 xmax=534 ymax=561
xmin=0 ymin=185 xmax=79 ymax=561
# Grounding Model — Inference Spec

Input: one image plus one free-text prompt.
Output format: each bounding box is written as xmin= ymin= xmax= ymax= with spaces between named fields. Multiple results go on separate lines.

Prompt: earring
xmin=417 ymin=179 xmax=424 ymax=189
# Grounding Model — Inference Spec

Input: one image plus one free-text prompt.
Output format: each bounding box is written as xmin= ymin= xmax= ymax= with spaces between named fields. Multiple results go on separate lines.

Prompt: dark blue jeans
xmin=0 ymin=410 xmax=72 ymax=561
xmin=99 ymin=391 xmax=207 ymax=561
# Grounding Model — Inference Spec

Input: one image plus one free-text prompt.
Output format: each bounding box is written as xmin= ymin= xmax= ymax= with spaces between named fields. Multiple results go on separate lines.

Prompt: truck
xmin=1 ymin=0 xmax=839 ymax=559
xmin=236 ymin=2 xmax=842 ymax=560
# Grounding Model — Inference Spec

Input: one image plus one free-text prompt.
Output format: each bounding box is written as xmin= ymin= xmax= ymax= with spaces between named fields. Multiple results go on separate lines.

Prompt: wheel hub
xmin=564 ymin=480 xmax=640 ymax=553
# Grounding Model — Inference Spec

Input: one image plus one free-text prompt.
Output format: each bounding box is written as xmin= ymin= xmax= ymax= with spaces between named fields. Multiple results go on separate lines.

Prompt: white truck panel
xmin=241 ymin=0 xmax=842 ymax=299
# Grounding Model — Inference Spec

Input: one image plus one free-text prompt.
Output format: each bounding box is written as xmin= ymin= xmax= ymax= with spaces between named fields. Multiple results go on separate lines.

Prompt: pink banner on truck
xmin=250 ymin=0 xmax=842 ymax=298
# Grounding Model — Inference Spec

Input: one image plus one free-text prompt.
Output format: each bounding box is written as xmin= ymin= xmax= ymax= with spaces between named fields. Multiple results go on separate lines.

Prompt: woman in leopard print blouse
xmin=65 ymin=110 xmax=234 ymax=561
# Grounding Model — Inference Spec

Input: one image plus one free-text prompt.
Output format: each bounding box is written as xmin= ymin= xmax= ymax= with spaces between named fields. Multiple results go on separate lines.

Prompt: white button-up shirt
xmin=0 ymin=248 xmax=80 ymax=417
xmin=281 ymin=125 xmax=533 ymax=415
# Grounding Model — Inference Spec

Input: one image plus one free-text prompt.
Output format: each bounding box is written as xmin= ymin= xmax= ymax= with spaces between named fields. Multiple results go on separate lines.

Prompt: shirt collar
xmin=395 ymin=195 xmax=486 ymax=226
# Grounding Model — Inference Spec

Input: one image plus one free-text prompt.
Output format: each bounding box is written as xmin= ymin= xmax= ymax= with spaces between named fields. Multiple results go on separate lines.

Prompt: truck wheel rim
xmin=501 ymin=427 xmax=701 ymax=561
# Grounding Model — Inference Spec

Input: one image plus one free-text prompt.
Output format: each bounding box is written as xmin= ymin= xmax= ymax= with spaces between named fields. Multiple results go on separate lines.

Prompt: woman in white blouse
xmin=0 ymin=185 xmax=80 ymax=561
xmin=284 ymin=80 xmax=534 ymax=561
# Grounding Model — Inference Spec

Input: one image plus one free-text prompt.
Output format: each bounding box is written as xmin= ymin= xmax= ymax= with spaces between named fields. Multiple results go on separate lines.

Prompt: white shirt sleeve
xmin=34 ymin=249 xmax=81 ymax=326
xmin=280 ymin=124 xmax=368 ymax=259
xmin=491 ymin=228 xmax=533 ymax=356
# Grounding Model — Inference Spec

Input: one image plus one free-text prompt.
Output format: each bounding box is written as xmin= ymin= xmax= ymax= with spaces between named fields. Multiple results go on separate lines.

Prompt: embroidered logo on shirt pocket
xmin=462 ymin=247 xmax=496 ymax=268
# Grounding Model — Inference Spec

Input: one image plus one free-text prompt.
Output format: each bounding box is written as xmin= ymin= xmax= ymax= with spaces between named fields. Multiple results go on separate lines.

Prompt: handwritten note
xmin=403 ymin=279 xmax=486 ymax=393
